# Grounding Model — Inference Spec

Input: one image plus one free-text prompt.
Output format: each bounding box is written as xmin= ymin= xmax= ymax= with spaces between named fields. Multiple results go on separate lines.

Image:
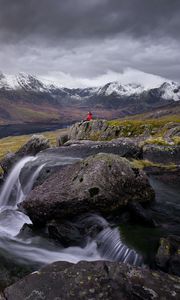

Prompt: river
xmin=0 ymin=152 xmax=179 ymax=289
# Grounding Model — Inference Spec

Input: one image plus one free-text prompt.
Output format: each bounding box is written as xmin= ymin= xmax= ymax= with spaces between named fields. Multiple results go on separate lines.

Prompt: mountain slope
xmin=0 ymin=72 xmax=180 ymax=125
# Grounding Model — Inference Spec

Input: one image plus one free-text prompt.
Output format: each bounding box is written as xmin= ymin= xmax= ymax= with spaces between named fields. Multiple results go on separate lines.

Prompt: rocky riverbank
xmin=0 ymin=120 xmax=179 ymax=299
xmin=2 ymin=261 xmax=180 ymax=300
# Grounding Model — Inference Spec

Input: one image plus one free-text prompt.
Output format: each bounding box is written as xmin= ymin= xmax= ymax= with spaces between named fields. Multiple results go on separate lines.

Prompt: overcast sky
xmin=0 ymin=0 xmax=180 ymax=87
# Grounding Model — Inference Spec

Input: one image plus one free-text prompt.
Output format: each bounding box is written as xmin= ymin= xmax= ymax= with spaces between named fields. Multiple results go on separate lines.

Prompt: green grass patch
xmin=131 ymin=159 xmax=177 ymax=170
xmin=0 ymin=128 xmax=69 ymax=161
xmin=142 ymin=137 xmax=171 ymax=146
xmin=106 ymin=116 xmax=180 ymax=140
xmin=172 ymin=136 xmax=180 ymax=145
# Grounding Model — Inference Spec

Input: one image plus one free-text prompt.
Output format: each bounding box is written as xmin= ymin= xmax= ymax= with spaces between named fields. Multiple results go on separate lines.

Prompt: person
xmin=86 ymin=111 xmax=93 ymax=121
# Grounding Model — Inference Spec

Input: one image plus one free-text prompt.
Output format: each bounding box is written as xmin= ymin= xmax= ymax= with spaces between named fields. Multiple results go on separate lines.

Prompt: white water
xmin=0 ymin=156 xmax=36 ymax=210
xmin=0 ymin=155 xmax=142 ymax=266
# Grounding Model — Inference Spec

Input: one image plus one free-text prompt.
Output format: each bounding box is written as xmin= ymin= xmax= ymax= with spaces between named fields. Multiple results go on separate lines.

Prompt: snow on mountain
xmin=0 ymin=72 xmax=67 ymax=94
xmin=0 ymin=72 xmax=45 ymax=91
xmin=0 ymin=72 xmax=18 ymax=90
xmin=0 ymin=71 xmax=180 ymax=102
xmin=97 ymin=82 xmax=145 ymax=97
xmin=159 ymin=82 xmax=180 ymax=101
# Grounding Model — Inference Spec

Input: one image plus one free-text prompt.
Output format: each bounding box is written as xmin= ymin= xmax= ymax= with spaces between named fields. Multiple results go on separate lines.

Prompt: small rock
xmin=56 ymin=134 xmax=69 ymax=146
xmin=156 ymin=235 xmax=180 ymax=276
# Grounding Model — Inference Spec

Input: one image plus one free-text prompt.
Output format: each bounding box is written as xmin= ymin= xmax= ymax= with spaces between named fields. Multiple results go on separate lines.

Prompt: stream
xmin=0 ymin=153 xmax=179 ymax=287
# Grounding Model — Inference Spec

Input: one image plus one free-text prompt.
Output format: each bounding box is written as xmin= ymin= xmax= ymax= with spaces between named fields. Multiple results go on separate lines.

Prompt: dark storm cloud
xmin=0 ymin=0 xmax=179 ymax=85
xmin=0 ymin=0 xmax=179 ymax=43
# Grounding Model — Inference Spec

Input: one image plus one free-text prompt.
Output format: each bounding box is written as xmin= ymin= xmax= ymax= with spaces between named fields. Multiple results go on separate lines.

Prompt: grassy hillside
xmin=0 ymin=96 xmax=123 ymax=125
xmin=107 ymin=114 xmax=180 ymax=139
xmin=0 ymin=98 xmax=61 ymax=124
xmin=0 ymin=128 xmax=68 ymax=160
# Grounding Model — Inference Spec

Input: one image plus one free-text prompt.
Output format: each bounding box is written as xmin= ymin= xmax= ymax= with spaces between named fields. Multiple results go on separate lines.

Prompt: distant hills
xmin=0 ymin=72 xmax=180 ymax=125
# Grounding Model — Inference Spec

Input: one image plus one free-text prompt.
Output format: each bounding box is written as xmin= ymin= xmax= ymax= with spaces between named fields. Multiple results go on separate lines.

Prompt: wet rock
xmin=19 ymin=160 xmax=65 ymax=192
xmin=0 ymin=135 xmax=50 ymax=174
xmin=156 ymin=235 xmax=180 ymax=276
xmin=47 ymin=220 xmax=83 ymax=247
xmin=4 ymin=260 xmax=180 ymax=300
xmin=76 ymin=213 xmax=108 ymax=238
xmin=143 ymin=144 xmax=180 ymax=164
xmin=19 ymin=153 xmax=81 ymax=191
xmin=22 ymin=153 xmax=155 ymax=226
xmin=43 ymin=137 xmax=143 ymax=160
xmin=0 ymin=254 xmax=33 ymax=292
xmin=47 ymin=214 xmax=108 ymax=246
xmin=56 ymin=134 xmax=69 ymax=146
xmin=0 ymin=152 xmax=16 ymax=175
xmin=16 ymin=223 xmax=35 ymax=240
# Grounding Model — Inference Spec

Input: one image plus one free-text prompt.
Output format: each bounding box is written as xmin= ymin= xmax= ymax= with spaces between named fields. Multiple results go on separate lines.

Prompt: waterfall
xmin=0 ymin=155 xmax=142 ymax=267
xmin=96 ymin=227 xmax=142 ymax=265
xmin=0 ymin=156 xmax=36 ymax=210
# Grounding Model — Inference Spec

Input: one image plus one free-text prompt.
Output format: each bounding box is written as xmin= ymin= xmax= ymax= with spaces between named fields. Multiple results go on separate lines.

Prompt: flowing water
xmin=0 ymin=155 xmax=142 ymax=273
xmin=119 ymin=176 xmax=180 ymax=266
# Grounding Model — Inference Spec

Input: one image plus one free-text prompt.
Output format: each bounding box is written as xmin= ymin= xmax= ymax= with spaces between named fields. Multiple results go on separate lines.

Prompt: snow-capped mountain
xmin=0 ymin=71 xmax=179 ymax=125
xmin=0 ymin=71 xmax=179 ymax=102
xmin=159 ymin=82 xmax=180 ymax=102
xmin=96 ymin=82 xmax=145 ymax=97
xmin=0 ymin=72 xmax=62 ymax=93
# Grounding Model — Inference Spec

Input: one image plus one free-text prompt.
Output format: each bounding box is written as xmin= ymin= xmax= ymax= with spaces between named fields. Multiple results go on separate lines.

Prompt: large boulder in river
xmin=22 ymin=153 xmax=155 ymax=226
xmin=3 ymin=261 xmax=180 ymax=300
xmin=0 ymin=135 xmax=50 ymax=174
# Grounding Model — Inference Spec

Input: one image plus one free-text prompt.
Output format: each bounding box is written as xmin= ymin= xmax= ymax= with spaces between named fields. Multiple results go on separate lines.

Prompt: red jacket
xmin=86 ymin=113 xmax=92 ymax=121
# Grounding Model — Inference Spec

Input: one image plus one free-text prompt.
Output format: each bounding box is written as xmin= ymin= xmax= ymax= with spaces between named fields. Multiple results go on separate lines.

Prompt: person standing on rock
xmin=79 ymin=112 xmax=93 ymax=125
xmin=86 ymin=111 xmax=93 ymax=121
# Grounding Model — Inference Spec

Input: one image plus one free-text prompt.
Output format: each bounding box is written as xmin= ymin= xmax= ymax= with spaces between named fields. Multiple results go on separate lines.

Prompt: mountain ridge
xmin=1 ymin=71 xmax=180 ymax=101
xmin=0 ymin=71 xmax=180 ymax=125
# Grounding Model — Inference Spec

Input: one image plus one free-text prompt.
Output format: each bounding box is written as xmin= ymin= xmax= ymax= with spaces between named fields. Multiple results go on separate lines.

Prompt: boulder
xmin=68 ymin=119 xmax=108 ymax=140
xmin=156 ymin=235 xmax=180 ymax=276
xmin=0 ymin=152 xmax=16 ymax=175
xmin=22 ymin=153 xmax=155 ymax=226
xmin=47 ymin=220 xmax=84 ymax=247
xmin=68 ymin=120 xmax=153 ymax=141
xmin=42 ymin=137 xmax=143 ymax=160
xmin=0 ymin=253 xmax=33 ymax=293
xmin=143 ymin=144 xmax=180 ymax=164
xmin=0 ymin=135 xmax=50 ymax=174
xmin=19 ymin=152 xmax=81 ymax=191
xmin=3 ymin=260 xmax=180 ymax=300
xmin=47 ymin=214 xmax=109 ymax=247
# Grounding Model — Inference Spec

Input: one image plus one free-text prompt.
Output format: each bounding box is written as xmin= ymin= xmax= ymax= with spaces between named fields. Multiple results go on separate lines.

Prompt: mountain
xmin=0 ymin=72 xmax=180 ymax=125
